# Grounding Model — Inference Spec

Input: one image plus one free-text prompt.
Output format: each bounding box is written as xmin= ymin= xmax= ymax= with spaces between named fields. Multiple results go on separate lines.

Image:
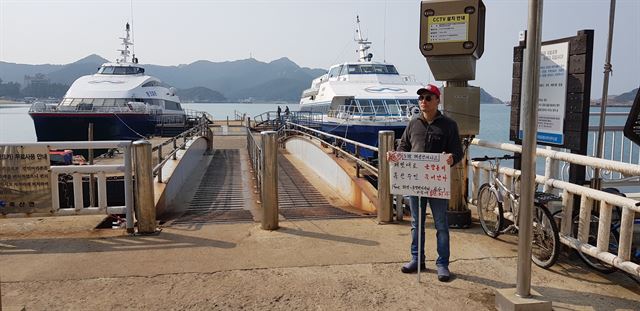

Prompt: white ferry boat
xmin=29 ymin=23 xmax=188 ymax=142
xmin=298 ymin=17 xmax=423 ymax=156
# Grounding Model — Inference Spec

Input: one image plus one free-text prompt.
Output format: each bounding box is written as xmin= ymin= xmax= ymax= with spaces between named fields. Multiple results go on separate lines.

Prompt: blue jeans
xmin=409 ymin=196 xmax=450 ymax=267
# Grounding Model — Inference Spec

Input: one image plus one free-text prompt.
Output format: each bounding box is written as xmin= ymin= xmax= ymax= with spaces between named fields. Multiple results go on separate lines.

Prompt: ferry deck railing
xmin=470 ymin=138 xmax=640 ymax=277
xmin=0 ymin=141 xmax=135 ymax=231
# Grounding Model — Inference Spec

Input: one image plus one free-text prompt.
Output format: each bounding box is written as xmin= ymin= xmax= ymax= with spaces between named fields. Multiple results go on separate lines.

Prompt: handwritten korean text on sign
xmin=387 ymin=152 xmax=450 ymax=199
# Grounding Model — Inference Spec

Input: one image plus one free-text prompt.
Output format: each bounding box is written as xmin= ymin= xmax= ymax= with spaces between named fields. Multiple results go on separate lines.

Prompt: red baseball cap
xmin=417 ymin=84 xmax=441 ymax=98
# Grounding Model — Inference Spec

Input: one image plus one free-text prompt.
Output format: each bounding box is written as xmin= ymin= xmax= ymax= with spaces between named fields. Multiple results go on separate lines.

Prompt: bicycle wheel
xmin=574 ymin=214 xmax=618 ymax=274
xmin=531 ymin=203 xmax=560 ymax=268
xmin=477 ymin=183 xmax=503 ymax=238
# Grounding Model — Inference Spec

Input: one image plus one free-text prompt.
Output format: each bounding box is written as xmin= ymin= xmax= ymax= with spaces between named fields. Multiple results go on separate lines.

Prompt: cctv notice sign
xmin=427 ymin=14 xmax=469 ymax=43
xmin=387 ymin=151 xmax=450 ymax=199
xmin=0 ymin=145 xmax=52 ymax=214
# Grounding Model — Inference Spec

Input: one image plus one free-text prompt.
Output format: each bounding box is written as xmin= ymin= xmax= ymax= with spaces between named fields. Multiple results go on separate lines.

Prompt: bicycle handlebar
xmin=471 ymin=154 xmax=520 ymax=162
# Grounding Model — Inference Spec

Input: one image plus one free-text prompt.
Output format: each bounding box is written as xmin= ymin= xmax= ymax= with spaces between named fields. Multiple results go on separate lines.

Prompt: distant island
xmin=0 ymin=55 xmax=636 ymax=106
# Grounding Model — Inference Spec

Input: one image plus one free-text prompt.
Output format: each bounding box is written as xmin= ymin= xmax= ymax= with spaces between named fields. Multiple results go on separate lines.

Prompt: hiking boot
xmin=400 ymin=260 xmax=427 ymax=273
xmin=437 ymin=266 xmax=450 ymax=282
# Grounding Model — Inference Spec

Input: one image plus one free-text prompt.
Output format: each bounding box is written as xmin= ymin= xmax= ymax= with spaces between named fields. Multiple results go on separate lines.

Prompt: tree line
xmin=0 ymin=78 xmax=69 ymax=99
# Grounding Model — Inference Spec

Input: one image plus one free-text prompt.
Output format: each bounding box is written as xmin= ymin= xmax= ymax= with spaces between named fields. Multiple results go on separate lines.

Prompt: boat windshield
xmin=341 ymin=98 xmax=418 ymax=116
xmin=98 ymin=66 xmax=145 ymax=75
xmin=346 ymin=64 xmax=398 ymax=75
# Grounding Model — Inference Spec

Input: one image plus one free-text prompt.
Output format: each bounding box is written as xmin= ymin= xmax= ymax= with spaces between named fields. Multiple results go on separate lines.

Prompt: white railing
xmin=470 ymin=138 xmax=640 ymax=277
xmin=1 ymin=141 xmax=134 ymax=230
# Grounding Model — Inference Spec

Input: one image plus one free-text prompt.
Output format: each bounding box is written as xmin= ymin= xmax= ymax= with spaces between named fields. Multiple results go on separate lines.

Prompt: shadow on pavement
xmin=0 ymin=231 xmax=236 ymax=255
xmin=277 ymin=226 xmax=379 ymax=246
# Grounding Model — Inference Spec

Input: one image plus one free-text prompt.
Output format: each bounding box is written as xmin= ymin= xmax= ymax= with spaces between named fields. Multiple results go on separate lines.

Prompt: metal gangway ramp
xmin=163 ymin=126 xmax=369 ymax=227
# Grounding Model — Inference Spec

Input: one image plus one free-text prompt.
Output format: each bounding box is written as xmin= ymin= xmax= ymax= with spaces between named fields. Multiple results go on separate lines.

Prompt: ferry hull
xmin=318 ymin=122 xmax=407 ymax=158
xmin=29 ymin=113 xmax=156 ymax=142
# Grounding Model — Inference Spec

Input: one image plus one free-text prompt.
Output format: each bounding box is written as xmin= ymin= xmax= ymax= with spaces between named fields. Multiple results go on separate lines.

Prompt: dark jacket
xmin=397 ymin=111 xmax=463 ymax=166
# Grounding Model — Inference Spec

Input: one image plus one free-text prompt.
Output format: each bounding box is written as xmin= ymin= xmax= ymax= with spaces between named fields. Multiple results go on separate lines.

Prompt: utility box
xmin=442 ymin=86 xmax=480 ymax=135
xmin=420 ymin=0 xmax=486 ymax=81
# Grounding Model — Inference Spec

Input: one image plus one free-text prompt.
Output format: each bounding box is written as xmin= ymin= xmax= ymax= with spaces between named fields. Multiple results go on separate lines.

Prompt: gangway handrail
xmin=280 ymin=122 xmax=378 ymax=176
xmin=246 ymin=127 xmax=263 ymax=189
xmin=285 ymin=122 xmax=379 ymax=153
xmin=151 ymin=116 xmax=210 ymax=183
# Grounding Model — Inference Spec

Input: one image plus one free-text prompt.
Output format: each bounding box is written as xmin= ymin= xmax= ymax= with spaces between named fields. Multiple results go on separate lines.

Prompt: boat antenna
xmin=130 ymin=0 xmax=137 ymax=63
xmin=383 ymin=0 xmax=387 ymax=62
xmin=117 ymin=23 xmax=133 ymax=63
xmin=355 ymin=16 xmax=372 ymax=63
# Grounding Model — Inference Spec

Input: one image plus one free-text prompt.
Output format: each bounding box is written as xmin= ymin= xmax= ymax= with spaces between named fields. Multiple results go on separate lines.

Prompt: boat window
xmin=142 ymin=81 xmax=160 ymax=87
xmin=60 ymin=98 xmax=73 ymax=106
xmin=103 ymin=98 xmax=115 ymax=106
xmin=328 ymin=66 xmax=342 ymax=78
xmin=371 ymin=99 xmax=386 ymax=114
xmin=80 ymin=98 xmax=94 ymax=105
xmin=346 ymin=99 xmax=360 ymax=113
xmin=99 ymin=66 xmax=115 ymax=74
xmin=345 ymin=64 xmax=399 ymax=75
xmin=70 ymin=98 xmax=82 ymax=106
xmin=165 ymin=100 xmax=182 ymax=110
xmin=114 ymin=99 xmax=126 ymax=106
xmin=348 ymin=65 xmax=361 ymax=74
xmin=385 ymin=99 xmax=400 ymax=115
xmin=93 ymin=98 xmax=105 ymax=106
xmin=339 ymin=65 xmax=349 ymax=76
xmin=113 ymin=67 xmax=127 ymax=75
xmin=360 ymin=65 xmax=375 ymax=74
xmin=357 ymin=99 xmax=374 ymax=115
xmin=144 ymin=99 xmax=163 ymax=106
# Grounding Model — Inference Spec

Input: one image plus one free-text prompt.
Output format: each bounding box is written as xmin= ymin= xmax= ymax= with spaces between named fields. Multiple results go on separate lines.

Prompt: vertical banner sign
xmin=427 ymin=14 xmax=469 ymax=43
xmin=0 ymin=145 xmax=52 ymax=214
xmin=387 ymin=152 xmax=450 ymax=199
xmin=519 ymin=42 xmax=569 ymax=145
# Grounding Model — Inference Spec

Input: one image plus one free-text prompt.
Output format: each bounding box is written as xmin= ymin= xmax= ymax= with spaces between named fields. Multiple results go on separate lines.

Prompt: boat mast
xmin=355 ymin=16 xmax=372 ymax=63
xmin=117 ymin=23 xmax=134 ymax=64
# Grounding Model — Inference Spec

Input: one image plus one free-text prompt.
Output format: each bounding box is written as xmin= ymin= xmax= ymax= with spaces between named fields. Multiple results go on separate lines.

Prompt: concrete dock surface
xmin=1 ymin=214 xmax=639 ymax=310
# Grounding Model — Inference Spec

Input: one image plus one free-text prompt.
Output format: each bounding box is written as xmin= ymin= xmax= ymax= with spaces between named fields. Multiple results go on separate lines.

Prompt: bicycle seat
xmin=534 ymin=191 xmax=562 ymax=204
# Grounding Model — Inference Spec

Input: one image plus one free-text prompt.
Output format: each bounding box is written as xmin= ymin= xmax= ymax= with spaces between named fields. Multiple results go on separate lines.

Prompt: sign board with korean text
xmin=387 ymin=151 xmax=450 ymax=199
xmin=0 ymin=145 xmax=52 ymax=214
xmin=510 ymin=30 xmax=594 ymax=185
xmin=518 ymin=42 xmax=569 ymax=145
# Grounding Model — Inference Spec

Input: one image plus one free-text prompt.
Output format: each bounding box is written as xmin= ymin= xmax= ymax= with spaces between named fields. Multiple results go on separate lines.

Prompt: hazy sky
xmin=1 ymin=0 xmax=638 ymax=101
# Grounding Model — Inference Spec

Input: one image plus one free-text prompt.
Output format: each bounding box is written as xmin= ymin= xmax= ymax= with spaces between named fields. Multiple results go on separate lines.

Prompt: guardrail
xmin=282 ymin=122 xmax=379 ymax=176
xmin=246 ymin=128 xmax=263 ymax=189
xmin=470 ymin=138 xmax=640 ymax=277
xmin=152 ymin=117 xmax=210 ymax=183
xmin=1 ymin=141 xmax=135 ymax=231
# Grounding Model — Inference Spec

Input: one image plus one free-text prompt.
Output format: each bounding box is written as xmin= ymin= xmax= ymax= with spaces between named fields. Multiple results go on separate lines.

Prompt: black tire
xmin=531 ymin=203 xmax=560 ymax=268
xmin=573 ymin=214 xmax=618 ymax=274
xmin=477 ymin=183 xmax=503 ymax=238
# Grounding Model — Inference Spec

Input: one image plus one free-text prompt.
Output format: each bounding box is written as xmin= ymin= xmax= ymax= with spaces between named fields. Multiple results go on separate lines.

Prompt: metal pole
xmin=157 ymin=144 xmax=163 ymax=183
xmin=377 ymin=131 xmax=394 ymax=223
xmin=517 ymin=0 xmax=543 ymax=298
xmin=593 ymin=0 xmax=616 ymax=191
xmin=133 ymin=140 xmax=156 ymax=234
xmin=207 ymin=127 xmax=214 ymax=153
xmin=88 ymin=123 xmax=96 ymax=207
xmin=124 ymin=144 xmax=134 ymax=233
xmin=417 ymin=197 xmax=422 ymax=283
xmin=261 ymin=131 xmax=279 ymax=230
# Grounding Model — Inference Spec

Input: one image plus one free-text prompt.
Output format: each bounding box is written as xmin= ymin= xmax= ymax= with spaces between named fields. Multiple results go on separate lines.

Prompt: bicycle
xmin=553 ymin=188 xmax=640 ymax=274
xmin=473 ymin=155 xmax=561 ymax=268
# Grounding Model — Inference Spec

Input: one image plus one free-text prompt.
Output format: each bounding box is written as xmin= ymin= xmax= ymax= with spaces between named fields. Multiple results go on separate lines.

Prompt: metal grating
xmin=277 ymin=155 xmax=371 ymax=219
xmin=171 ymin=149 xmax=254 ymax=225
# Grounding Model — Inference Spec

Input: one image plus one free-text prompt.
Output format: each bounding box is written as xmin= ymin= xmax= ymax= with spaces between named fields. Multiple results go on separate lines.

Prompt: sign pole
xmin=417 ymin=197 xmax=422 ymax=283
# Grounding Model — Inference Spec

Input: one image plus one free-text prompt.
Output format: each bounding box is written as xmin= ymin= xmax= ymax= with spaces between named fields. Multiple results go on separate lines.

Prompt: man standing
xmin=396 ymin=83 xmax=463 ymax=282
